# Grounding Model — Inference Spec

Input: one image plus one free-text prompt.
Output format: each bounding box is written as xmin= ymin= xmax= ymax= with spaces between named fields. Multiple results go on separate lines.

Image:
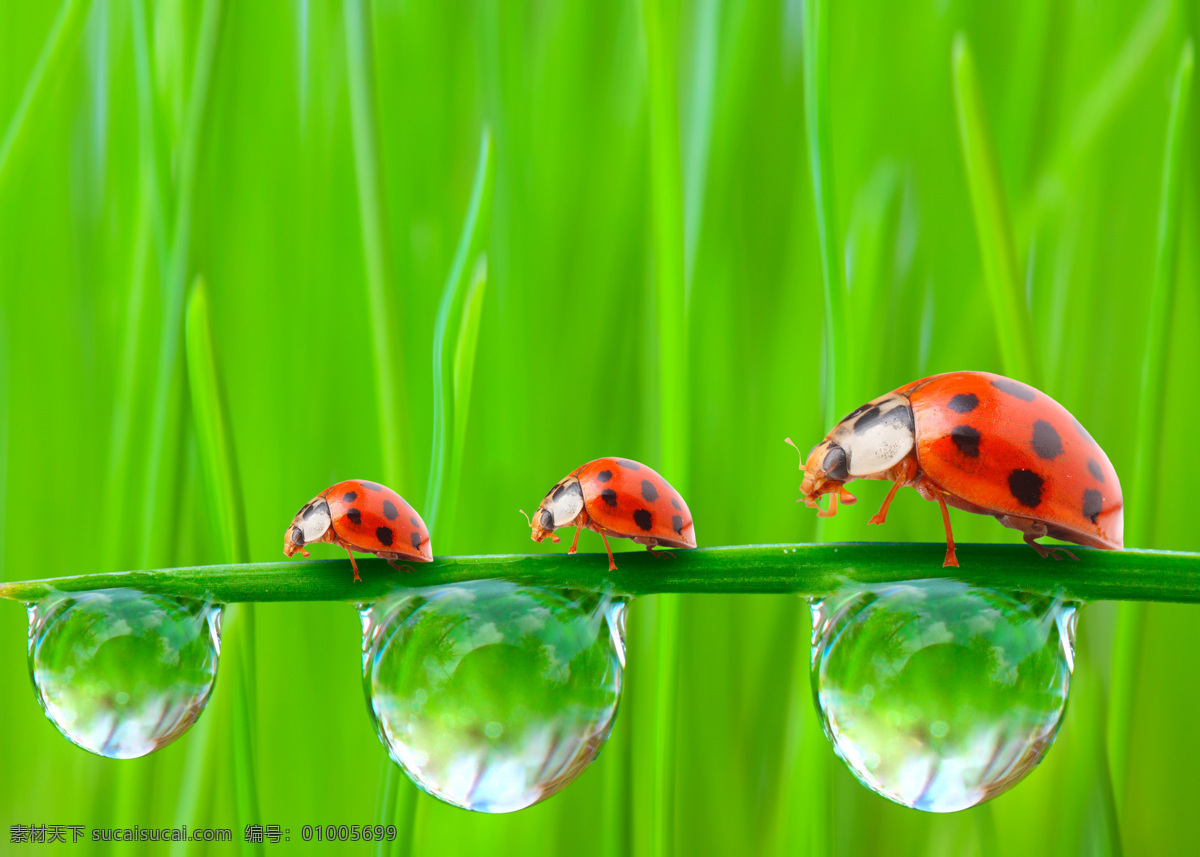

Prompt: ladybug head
xmin=283 ymin=525 xmax=308 ymax=558
xmin=527 ymin=477 xmax=586 ymax=543
xmin=786 ymin=437 xmax=857 ymax=517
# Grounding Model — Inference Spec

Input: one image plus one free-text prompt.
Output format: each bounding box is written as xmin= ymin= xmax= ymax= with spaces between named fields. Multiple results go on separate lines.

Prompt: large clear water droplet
xmin=810 ymin=579 xmax=1077 ymax=812
xmin=361 ymin=580 xmax=626 ymax=813
xmin=27 ymin=589 xmax=222 ymax=759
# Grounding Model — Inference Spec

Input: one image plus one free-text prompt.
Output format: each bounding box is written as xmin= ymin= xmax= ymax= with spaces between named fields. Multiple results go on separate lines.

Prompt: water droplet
xmin=361 ymin=580 xmax=626 ymax=813
xmin=810 ymin=579 xmax=1077 ymax=812
xmin=27 ymin=589 xmax=222 ymax=759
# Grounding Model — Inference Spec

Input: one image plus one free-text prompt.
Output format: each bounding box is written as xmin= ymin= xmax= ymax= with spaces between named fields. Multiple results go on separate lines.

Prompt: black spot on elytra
xmin=376 ymin=526 xmax=393 ymax=546
xmin=633 ymin=509 xmax=652 ymax=531
xmin=346 ymin=508 xmax=362 ymax=525
xmin=1008 ymin=469 xmax=1044 ymax=508
xmin=641 ymin=480 xmax=658 ymax=502
xmin=361 ymin=481 xmax=384 ymax=491
xmin=342 ymin=491 xmax=358 ymax=502
xmin=1032 ymin=420 xmax=1063 ymax=460
xmin=615 ymin=458 xmax=641 ymax=470
xmin=951 ymin=425 xmax=981 ymax=457
xmin=410 ymin=531 xmax=422 ymax=550
xmin=597 ymin=470 xmax=613 ymax=483
xmin=852 ymin=405 xmax=882 ymax=433
xmin=1087 ymin=459 xmax=1105 ymax=482
xmin=1083 ymin=489 xmax=1103 ymax=524
xmin=383 ymin=500 xmax=399 ymax=520
xmin=672 ymin=515 xmax=683 ymax=535
xmin=410 ymin=516 xmax=420 ymax=528
xmin=991 ymin=378 xmax=1036 ymax=402
xmin=671 ymin=496 xmax=681 ymax=510
xmin=601 ymin=489 xmax=617 ymax=508
xmin=947 ymin=393 xmax=979 ymax=414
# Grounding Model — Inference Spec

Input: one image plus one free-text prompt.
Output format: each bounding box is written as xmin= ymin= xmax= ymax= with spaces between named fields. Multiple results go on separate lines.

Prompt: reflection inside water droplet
xmin=361 ymin=580 xmax=626 ymax=813
xmin=810 ymin=579 xmax=1077 ymax=812
xmin=27 ymin=589 xmax=222 ymax=759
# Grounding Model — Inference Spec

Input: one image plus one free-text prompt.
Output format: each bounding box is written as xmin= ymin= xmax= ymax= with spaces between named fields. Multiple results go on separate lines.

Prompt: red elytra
xmin=790 ymin=371 xmax=1123 ymax=567
xmin=527 ymin=457 xmax=697 ymax=570
xmin=283 ymin=479 xmax=432 ymax=581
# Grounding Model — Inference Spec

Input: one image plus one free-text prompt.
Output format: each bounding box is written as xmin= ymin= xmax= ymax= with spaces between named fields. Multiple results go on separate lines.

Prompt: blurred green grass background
xmin=2 ymin=0 xmax=1198 ymax=854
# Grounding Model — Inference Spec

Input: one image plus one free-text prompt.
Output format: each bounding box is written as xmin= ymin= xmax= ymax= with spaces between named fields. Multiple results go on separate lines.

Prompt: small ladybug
xmin=788 ymin=371 xmax=1123 ymax=567
xmin=526 ymin=457 xmax=696 ymax=571
xmin=283 ymin=480 xmax=432 ymax=581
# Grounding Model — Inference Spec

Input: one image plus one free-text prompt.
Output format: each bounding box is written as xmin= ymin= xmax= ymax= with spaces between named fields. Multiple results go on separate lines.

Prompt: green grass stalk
xmin=1108 ymin=38 xmax=1193 ymax=806
xmin=952 ymin=34 xmax=1040 ymax=386
xmin=6 ymin=543 xmax=1196 ymax=605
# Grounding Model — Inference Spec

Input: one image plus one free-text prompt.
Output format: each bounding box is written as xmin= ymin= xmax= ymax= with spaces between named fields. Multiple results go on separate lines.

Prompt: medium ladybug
xmin=788 ymin=371 xmax=1123 ymax=567
xmin=526 ymin=457 xmax=696 ymax=571
xmin=283 ymin=480 xmax=432 ymax=581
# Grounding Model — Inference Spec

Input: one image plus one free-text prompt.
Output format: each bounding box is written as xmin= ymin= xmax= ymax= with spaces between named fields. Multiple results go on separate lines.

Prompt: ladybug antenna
xmin=518 ymin=509 xmax=532 ymax=527
xmin=784 ymin=437 xmax=804 ymax=469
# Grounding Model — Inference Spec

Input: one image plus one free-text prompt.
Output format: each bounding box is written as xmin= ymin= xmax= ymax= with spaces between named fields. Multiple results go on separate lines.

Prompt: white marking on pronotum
xmin=545 ymin=479 xmax=585 ymax=527
xmin=299 ymin=500 xmax=332 ymax=543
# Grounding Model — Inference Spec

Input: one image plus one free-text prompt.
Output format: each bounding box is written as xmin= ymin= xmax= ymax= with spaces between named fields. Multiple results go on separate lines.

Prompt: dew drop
xmin=361 ymin=580 xmax=626 ymax=813
xmin=27 ymin=589 xmax=222 ymax=759
xmin=810 ymin=579 xmax=1077 ymax=812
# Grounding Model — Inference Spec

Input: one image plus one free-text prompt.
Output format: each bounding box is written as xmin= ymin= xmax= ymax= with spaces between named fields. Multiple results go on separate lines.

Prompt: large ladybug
xmin=789 ymin=371 xmax=1123 ymax=567
xmin=526 ymin=457 xmax=696 ymax=570
xmin=284 ymin=480 xmax=432 ymax=581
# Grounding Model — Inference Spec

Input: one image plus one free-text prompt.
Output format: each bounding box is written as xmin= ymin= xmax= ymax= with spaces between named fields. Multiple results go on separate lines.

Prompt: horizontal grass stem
xmin=1 ymin=544 xmax=1196 ymax=605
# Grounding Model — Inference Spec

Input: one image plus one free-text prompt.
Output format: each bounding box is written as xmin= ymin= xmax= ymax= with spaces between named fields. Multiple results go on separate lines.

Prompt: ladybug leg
xmin=387 ymin=560 xmax=414 ymax=573
xmin=934 ymin=492 xmax=959 ymax=568
xmin=599 ymin=532 xmax=618 ymax=572
xmin=344 ymin=547 xmax=363 ymax=583
xmin=568 ymin=526 xmax=582 ymax=555
xmin=816 ymin=491 xmax=839 ymax=518
xmin=1022 ymin=533 xmax=1079 ymax=562
xmin=869 ymin=479 xmax=904 ymax=525
xmin=870 ymin=459 xmax=916 ymax=525
xmin=647 ymin=544 xmax=675 ymax=560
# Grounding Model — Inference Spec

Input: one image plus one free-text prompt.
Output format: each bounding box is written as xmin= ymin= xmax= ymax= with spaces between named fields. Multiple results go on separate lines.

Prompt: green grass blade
xmin=186 ymin=279 xmax=250 ymax=564
xmin=136 ymin=0 xmax=224 ymax=567
xmin=952 ymin=34 xmax=1040 ymax=385
xmin=426 ymin=128 xmax=495 ymax=538
xmin=1108 ymin=38 xmax=1193 ymax=809
xmin=0 ymin=0 xmax=92 ymax=190
xmin=803 ymin=0 xmax=849 ymax=425
xmin=344 ymin=0 xmax=408 ymax=486
xmin=185 ymin=276 xmax=261 ymax=855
